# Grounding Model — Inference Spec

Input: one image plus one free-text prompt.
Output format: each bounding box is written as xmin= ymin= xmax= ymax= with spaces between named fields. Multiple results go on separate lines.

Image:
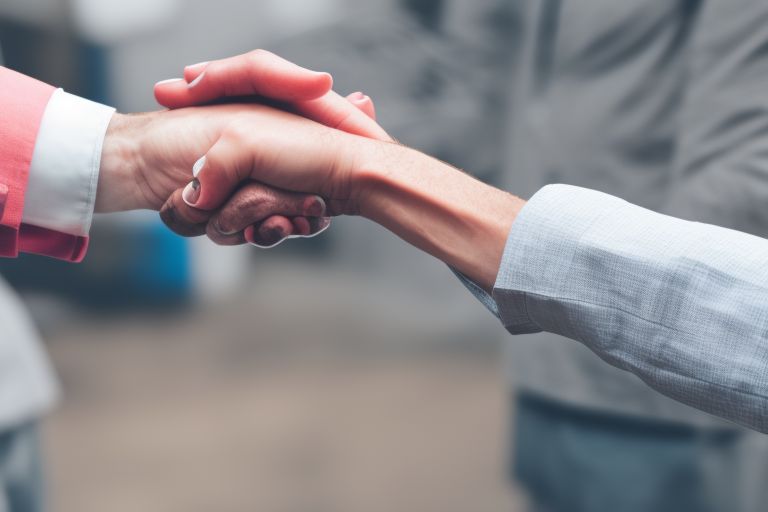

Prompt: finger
xmin=206 ymin=214 xmax=298 ymax=246
xmin=245 ymin=216 xmax=296 ymax=247
xmin=160 ymin=188 xmax=211 ymax=237
xmin=205 ymin=183 xmax=326 ymax=245
xmin=246 ymin=216 xmax=331 ymax=248
xmin=154 ymin=49 xmax=333 ymax=109
xmin=163 ymin=175 xmax=312 ymax=241
xmin=292 ymin=216 xmax=312 ymax=236
xmin=346 ymin=92 xmax=377 ymax=120
xmin=294 ymin=90 xmax=390 ymax=141
xmin=182 ymin=134 xmax=250 ymax=211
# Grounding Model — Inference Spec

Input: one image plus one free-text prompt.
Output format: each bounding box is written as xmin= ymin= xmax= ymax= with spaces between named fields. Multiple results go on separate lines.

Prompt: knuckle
xmin=206 ymin=221 xmax=242 ymax=246
xmin=212 ymin=211 xmax=237 ymax=234
xmin=222 ymin=122 xmax=248 ymax=143
xmin=247 ymin=49 xmax=268 ymax=62
xmin=222 ymin=120 xmax=256 ymax=151
xmin=160 ymin=203 xmax=205 ymax=237
xmin=205 ymin=60 xmax=223 ymax=77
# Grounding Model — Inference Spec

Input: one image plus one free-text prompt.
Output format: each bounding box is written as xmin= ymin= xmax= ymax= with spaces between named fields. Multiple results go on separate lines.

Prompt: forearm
xmin=96 ymin=112 xmax=145 ymax=214
xmin=352 ymin=139 xmax=526 ymax=291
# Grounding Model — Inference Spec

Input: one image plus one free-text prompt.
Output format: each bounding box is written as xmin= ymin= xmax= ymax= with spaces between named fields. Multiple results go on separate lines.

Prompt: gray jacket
xmin=501 ymin=0 xmax=768 ymax=428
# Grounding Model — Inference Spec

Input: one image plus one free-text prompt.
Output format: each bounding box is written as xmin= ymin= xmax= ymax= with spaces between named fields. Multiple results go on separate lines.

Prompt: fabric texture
xmin=0 ymin=67 xmax=100 ymax=262
xmin=495 ymin=0 xmax=768 ymax=429
xmin=478 ymin=184 xmax=768 ymax=433
xmin=512 ymin=392 xmax=768 ymax=512
xmin=25 ymin=90 xmax=114 ymax=238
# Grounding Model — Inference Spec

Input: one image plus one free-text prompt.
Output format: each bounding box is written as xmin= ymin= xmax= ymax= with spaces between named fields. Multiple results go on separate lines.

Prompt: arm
xmin=162 ymin=117 xmax=768 ymax=432
xmin=0 ymin=53 xmax=380 ymax=260
xmin=153 ymin=49 xmax=387 ymax=245
xmin=0 ymin=66 xmax=90 ymax=261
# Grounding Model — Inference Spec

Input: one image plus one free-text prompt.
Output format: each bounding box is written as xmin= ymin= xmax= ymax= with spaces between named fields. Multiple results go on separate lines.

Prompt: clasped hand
xmin=98 ymin=49 xmax=389 ymax=248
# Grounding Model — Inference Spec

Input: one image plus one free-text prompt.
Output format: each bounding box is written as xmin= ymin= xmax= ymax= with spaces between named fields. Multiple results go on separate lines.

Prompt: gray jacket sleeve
xmin=486 ymin=184 xmax=768 ymax=433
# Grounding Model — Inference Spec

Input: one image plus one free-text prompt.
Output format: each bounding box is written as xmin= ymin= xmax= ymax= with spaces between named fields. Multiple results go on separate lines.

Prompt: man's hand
xmin=96 ymin=104 xmax=334 ymax=245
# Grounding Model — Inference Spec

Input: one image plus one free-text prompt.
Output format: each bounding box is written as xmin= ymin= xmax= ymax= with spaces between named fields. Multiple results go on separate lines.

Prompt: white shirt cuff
xmin=23 ymin=89 xmax=115 ymax=237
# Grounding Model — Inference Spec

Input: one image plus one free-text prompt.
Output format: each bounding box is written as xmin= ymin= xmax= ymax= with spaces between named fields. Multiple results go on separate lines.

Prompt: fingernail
xmin=349 ymin=91 xmax=365 ymax=101
xmin=155 ymin=78 xmax=185 ymax=86
xmin=248 ymin=228 xmax=284 ymax=249
xmin=188 ymin=71 xmax=206 ymax=88
xmin=182 ymin=179 xmax=200 ymax=206
xmin=304 ymin=196 xmax=326 ymax=217
xmin=272 ymin=227 xmax=287 ymax=239
xmin=212 ymin=219 xmax=238 ymax=236
xmin=192 ymin=156 xmax=206 ymax=178
xmin=185 ymin=61 xmax=209 ymax=74
xmin=306 ymin=217 xmax=332 ymax=238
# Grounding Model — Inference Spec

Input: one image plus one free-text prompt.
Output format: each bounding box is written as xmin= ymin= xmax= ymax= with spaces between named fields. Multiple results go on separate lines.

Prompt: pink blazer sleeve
xmin=0 ymin=67 xmax=89 ymax=262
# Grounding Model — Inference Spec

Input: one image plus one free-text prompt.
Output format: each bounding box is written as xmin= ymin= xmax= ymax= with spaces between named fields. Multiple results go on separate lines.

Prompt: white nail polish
xmin=155 ymin=78 xmax=185 ymax=86
xmin=182 ymin=180 xmax=200 ymax=206
xmin=192 ymin=156 xmax=206 ymax=177
xmin=188 ymin=71 xmax=206 ymax=88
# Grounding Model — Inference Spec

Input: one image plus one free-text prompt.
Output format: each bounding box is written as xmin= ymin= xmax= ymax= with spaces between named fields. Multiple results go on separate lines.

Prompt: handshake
xmin=98 ymin=49 xmax=390 ymax=248
xmin=96 ymin=49 xmax=522 ymax=292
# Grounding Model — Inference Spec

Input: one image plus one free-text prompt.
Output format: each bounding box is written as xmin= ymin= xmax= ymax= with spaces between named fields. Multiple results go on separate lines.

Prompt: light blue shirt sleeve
xmin=464 ymin=184 xmax=768 ymax=432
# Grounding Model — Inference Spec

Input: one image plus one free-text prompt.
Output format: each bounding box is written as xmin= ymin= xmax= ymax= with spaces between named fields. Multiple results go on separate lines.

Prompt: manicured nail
xmin=185 ymin=61 xmax=209 ymax=74
xmin=192 ymin=156 xmax=206 ymax=178
xmin=182 ymin=179 xmax=200 ymax=206
xmin=155 ymin=78 xmax=185 ymax=86
xmin=188 ymin=71 xmax=206 ymax=88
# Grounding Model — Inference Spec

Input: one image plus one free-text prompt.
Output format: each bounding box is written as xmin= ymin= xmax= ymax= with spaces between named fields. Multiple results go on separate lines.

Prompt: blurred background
xmin=0 ymin=1 xmax=523 ymax=510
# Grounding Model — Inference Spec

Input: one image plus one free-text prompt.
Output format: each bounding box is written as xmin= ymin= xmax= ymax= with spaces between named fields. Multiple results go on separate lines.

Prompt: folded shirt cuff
xmin=454 ymin=184 xmax=627 ymax=335
xmin=23 ymin=89 xmax=115 ymax=237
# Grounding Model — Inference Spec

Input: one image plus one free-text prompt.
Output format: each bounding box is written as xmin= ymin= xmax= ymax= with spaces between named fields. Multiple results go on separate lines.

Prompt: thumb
xmin=181 ymin=134 xmax=251 ymax=211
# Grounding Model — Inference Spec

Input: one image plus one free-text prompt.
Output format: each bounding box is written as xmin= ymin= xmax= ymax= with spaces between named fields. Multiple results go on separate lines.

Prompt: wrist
xmin=96 ymin=112 xmax=151 ymax=213
xmin=349 ymin=139 xmax=525 ymax=291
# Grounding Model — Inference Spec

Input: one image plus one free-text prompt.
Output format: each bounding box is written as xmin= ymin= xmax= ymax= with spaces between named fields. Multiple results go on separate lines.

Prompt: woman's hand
xmin=153 ymin=49 xmax=388 ymax=141
xmin=97 ymin=104 xmax=336 ymax=244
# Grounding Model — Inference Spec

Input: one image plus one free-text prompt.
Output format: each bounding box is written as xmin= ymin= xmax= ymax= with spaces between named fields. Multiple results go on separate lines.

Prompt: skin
xmin=154 ymin=50 xmax=389 ymax=140
xmin=97 ymin=49 xmax=385 ymax=246
xmin=151 ymin=105 xmax=525 ymax=291
xmin=97 ymin=105 xmax=332 ymax=240
xmin=100 ymin=50 xmax=525 ymax=290
xmin=153 ymin=49 xmax=387 ymax=245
